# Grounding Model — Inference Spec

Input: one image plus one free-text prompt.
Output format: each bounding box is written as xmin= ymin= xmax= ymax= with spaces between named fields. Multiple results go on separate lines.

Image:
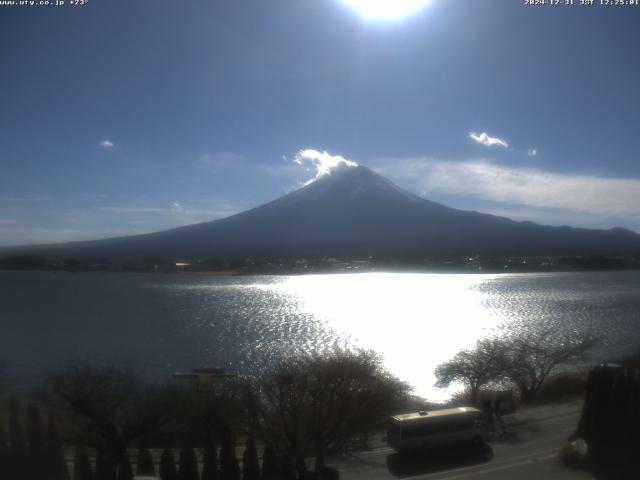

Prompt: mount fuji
xmin=3 ymin=164 xmax=639 ymax=260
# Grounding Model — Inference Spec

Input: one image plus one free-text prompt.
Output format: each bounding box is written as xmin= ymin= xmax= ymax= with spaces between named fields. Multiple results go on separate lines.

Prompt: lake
xmin=1 ymin=270 xmax=639 ymax=401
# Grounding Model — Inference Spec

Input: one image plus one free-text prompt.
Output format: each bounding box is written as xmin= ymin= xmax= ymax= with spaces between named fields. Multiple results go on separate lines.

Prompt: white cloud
xmin=469 ymin=132 xmax=508 ymax=148
xmin=528 ymin=148 xmax=537 ymax=157
xmin=293 ymin=149 xmax=358 ymax=183
xmin=373 ymin=158 xmax=640 ymax=223
xmin=100 ymin=140 xmax=114 ymax=148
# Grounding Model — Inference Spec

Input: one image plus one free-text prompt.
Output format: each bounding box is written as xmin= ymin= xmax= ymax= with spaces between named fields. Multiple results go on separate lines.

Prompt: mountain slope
xmin=3 ymin=165 xmax=640 ymax=259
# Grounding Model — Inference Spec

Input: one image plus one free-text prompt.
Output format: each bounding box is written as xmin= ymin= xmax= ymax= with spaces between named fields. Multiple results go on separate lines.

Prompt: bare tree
xmin=504 ymin=330 xmax=597 ymax=403
xmin=45 ymin=364 xmax=183 ymax=479
xmin=434 ymin=338 xmax=507 ymax=405
xmin=244 ymin=360 xmax=309 ymax=477
xmin=305 ymin=349 xmax=410 ymax=471
xmin=436 ymin=331 xmax=597 ymax=405
xmin=244 ymin=349 xmax=411 ymax=477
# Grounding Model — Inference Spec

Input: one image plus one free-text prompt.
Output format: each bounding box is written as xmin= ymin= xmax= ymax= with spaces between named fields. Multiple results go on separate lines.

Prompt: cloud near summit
xmin=294 ymin=149 xmax=358 ymax=183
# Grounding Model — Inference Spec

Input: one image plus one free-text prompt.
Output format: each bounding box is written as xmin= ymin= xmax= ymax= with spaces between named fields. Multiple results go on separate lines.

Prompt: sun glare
xmin=339 ymin=0 xmax=430 ymax=20
xmin=261 ymin=273 xmax=502 ymax=400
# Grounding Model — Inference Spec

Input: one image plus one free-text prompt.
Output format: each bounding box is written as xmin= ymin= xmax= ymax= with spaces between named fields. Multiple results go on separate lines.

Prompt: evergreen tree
xmin=242 ymin=437 xmax=261 ymax=480
xmin=576 ymin=364 xmax=640 ymax=475
xmin=9 ymin=398 xmax=27 ymax=480
xmin=159 ymin=447 xmax=178 ymax=480
xmin=73 ymin=443 xmax=94 ymax=480
xmin=26 ymin=403 xmax=47 ymax=480
xmin=279 ymin=451 xmax=295 ymax=480
xmin=95 ymin=448 xmax=116 ymax=480
xmin=116 ymin=450 xmax=134 ymax=480
xmin=0 ymin=421 xmax=11 ymax=477
xmin=136 ymin=442 xmax=155 ymax=477
xmin=219 ymin=426 xmax=240 ymax=480
xmin=260 ymin=444 xmax=278 ymax=480
xmin=46 ymin=413 xmax=70 ymax=480
xmin=94 ymin=450 xmax=105 ymax=480
xmin=201 ymin=436 xmax=219 ymax=480
xmin=177 ymin=441 xmax=198 ymax=480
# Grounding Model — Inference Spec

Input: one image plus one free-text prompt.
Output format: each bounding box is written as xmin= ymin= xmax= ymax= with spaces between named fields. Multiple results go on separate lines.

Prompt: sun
xmin=339 ymin=0 xmax=431 ymax=20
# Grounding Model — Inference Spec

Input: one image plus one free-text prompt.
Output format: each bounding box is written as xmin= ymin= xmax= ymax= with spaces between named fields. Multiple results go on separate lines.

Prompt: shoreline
xmin=1 ymin=266 xmax=639 ymax=277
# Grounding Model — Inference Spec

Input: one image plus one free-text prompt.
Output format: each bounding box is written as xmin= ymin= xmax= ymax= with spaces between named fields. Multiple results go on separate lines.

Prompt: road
xmin=331 ymin=404 xmax=593 ymax=480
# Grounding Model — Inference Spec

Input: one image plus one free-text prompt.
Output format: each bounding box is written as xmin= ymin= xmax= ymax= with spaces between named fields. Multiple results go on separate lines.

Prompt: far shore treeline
xmin=1 ymin=252 xmax=639 ymax=275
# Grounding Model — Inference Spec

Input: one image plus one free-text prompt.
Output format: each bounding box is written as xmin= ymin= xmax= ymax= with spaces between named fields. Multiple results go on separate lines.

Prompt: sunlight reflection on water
xmin=252 ymin=273 xmax=503 ymax=400
xmin=158 ymin=271 xmax=640 ymax=401
xmin=2 ymin=270 xmax=639 ymax=402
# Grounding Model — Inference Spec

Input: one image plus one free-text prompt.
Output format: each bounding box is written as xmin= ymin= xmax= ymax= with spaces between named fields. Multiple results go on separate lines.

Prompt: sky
xmin=1 ymin=0 xmax=640 ymax=246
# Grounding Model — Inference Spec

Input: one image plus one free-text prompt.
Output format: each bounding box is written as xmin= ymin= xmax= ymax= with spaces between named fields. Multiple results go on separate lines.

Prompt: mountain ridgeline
xmin=3 ymin=165 xmax=640 ymax=262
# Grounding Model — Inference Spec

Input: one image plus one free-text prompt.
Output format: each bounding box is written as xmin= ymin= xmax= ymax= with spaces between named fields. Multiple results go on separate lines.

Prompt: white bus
xmin=387 ymin=407 xmax=488 ymax=453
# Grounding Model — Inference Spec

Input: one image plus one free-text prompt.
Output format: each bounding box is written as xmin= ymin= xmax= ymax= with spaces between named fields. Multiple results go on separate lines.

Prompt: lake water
xmin=1 ymin=270 xmax=639 ymax=401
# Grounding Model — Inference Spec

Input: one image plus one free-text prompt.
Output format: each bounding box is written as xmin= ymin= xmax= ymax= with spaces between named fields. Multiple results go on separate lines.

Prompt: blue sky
xmin=1 ymin=0 xmax=639 ymax=246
